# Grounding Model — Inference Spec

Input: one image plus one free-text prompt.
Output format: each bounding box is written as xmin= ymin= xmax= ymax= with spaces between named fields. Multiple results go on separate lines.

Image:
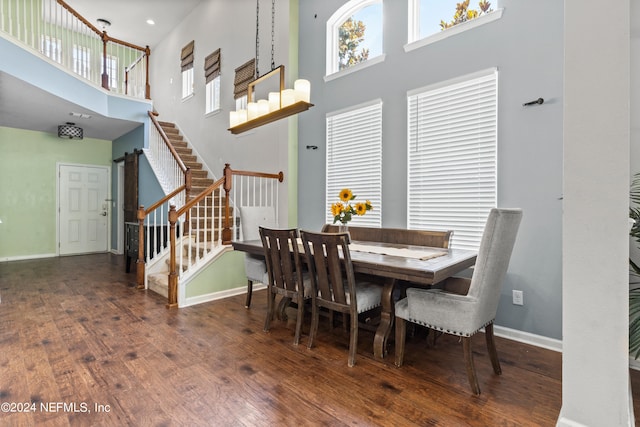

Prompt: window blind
xmin=204 ymin=48 xmax=221 ymax=84
xmin=407 ymin=69 xmax=497 ymax=250
xmin=181 ymin=40 xmax=195 ymax=72
xmin=233 ymin=58 xmax=255 ymax=99
xmin=326 ymin=100 xmax=383 ymax=227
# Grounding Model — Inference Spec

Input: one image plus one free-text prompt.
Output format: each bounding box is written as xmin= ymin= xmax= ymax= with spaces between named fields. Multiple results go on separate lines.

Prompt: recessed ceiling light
xmin=146 ymin=19 xmax=155 ymax=25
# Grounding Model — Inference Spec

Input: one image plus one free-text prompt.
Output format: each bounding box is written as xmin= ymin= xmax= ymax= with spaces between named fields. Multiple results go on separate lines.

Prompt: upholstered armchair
xmin=394 ymin=208 xmax=523 ymax=394
xmin=239 ymin=206 xmax=275 ymax=308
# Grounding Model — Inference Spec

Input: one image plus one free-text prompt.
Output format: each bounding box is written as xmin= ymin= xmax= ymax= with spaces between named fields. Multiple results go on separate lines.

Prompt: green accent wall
xmin=288 ymin=0 xmax=300 ymax=228
xmin=0 ymin=126 xmax=112 ymax=260
xmin=185 ymin=250 xmax=247 ymax=299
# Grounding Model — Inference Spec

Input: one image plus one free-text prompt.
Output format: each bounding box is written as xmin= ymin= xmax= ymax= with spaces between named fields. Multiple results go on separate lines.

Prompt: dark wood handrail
xmin=57 ymin=0 xmax=149 ymax=97
xmin=176 ymin=177 xmax=226 ymax=218
xmin=135 ymin=179 xmax=191 ymax=290
xmin=136 ymin=162 xmax=284 ymax=307
xmin=148 ymin=111 xmax=189 ymax=173
xmin=57 ymin=0 xmax=147 ymax=52
xmin=143 ymin=184 xmax=187 ymax=216
xmin=226 ymin=168 xmax=284 ymax=182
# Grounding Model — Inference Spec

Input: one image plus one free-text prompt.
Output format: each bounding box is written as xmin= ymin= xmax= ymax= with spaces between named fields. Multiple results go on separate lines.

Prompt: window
xmin=73 ymin=45 xmax=91 ymax=79
xmin=107 ymin=55 xmax=118 ymax=90
xmin=181 ymin=41 xmax=195 ymax=99
xmin=407 ymin=0 xmax=503 ymax=48
xmin=204 ymin=49 xmax=221 ymax=114
xmin=407 ymin=69 xmax=497 ymax=250
xmin=326 ymin=0 xmax=383 ymax=76
xmin=41 ymin=36 xmax=62 ymax=63
xmin=326 ymin=100 xmax=382 ymax=227
xmin=206 ymin=77 xmax=221 ymax=113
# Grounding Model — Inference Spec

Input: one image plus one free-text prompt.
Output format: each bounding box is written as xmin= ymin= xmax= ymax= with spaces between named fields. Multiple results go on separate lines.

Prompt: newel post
xmin=136 ymin=206 xmax=145 ymax=289
xmin=145 ymin=46 xmax=151 ymax=99
xmin=167 ymin=205 xmax=178 ymax=308
xmin=101 ymin=32 xmax=110 ymax=91
xmin=222 ymin=163 xmax=233 ymax=244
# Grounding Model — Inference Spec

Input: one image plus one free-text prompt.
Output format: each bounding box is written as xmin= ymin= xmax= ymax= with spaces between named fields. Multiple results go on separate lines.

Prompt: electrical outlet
xmin=512 ymin=290 xmax=524 ymax=306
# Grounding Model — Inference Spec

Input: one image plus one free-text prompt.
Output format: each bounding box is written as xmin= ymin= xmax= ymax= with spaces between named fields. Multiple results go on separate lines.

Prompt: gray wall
xmin=148 ymin=0 xmax=297 ymax=226
xmin=297 ymin=0 xmax=564 ymax=339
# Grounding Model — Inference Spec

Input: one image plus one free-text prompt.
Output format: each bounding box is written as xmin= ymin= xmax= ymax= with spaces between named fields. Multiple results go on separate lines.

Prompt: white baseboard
xmin=0 ymin=253 xmax=57 ymax=263
xmin=493 ymin=325 xmax=563 ymax=353
xmin=494 ymin=325 xmax=640 ymax=372
xmin=181 ymin=283 xmax=267 ymax=308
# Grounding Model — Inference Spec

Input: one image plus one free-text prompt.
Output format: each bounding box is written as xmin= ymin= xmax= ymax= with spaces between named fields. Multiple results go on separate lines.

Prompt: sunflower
xmin=355 ymin=202 xmax=368 ymax=216
xmin=331 ymin=203 xmax=344 ymax=217
xmin=339 ymin=188 xmax=353 ymax=202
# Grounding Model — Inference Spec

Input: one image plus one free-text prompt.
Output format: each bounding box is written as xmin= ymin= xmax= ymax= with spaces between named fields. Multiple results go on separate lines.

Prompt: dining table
xmin=231 ymin=236 xmax=477 ymax=360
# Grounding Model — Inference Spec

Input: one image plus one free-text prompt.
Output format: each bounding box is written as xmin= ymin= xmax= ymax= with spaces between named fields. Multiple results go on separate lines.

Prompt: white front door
xmin=59 ymin=164 xmax=109 ymax=255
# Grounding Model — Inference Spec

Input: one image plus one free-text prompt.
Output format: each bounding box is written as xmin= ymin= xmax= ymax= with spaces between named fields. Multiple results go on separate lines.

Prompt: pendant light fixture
xmin=228 ymin=0 xmax=313 ymax=134
xmin=58 ymin=122 xmax=83 ymax=140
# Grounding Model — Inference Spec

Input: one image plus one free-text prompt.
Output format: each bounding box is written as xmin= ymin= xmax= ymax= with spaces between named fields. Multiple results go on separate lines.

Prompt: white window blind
xmin=407 ymin=69 xmax=497 ymax=250
xmin=326 ymin=100 xmax=382 ymax=227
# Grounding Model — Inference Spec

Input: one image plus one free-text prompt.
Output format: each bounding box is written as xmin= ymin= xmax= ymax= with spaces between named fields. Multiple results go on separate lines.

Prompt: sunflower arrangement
xmin=331 ymin=188 xmax=373 ymax=225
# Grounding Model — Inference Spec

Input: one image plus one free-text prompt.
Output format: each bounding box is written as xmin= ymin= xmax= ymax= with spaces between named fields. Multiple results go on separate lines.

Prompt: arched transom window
xmin=326 ymin=0 xmax=383 ymax=76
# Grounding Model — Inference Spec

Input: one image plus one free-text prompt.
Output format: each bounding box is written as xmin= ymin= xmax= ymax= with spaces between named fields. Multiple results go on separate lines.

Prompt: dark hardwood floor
xmin=0 ymin=253 xmax=638 ymax=426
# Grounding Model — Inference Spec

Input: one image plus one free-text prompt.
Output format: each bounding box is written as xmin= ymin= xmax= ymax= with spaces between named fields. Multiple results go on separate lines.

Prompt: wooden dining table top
xmin=231 ymin=238 xmax=477 ymax=286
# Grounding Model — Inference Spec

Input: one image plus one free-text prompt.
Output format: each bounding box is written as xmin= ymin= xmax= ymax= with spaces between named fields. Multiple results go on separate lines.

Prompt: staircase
xmin=146 ymin=121 xmax=225 ymax=297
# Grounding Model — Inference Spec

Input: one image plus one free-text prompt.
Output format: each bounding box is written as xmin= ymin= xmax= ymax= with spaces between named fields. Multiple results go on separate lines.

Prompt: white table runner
xmin=348 ymin=243 xmax=446 ymax=261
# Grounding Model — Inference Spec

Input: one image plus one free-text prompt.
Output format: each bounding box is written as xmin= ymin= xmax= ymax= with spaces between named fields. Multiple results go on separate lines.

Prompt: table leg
xmin=374 ymin=278 xmax=396 ymax=359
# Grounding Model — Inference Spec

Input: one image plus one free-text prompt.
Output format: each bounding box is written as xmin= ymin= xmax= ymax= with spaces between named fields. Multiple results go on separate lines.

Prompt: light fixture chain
xmin=271 ymin=0 xmax=275 ymax=70
xmin=255 ymin=0 xmax=260 ymax=78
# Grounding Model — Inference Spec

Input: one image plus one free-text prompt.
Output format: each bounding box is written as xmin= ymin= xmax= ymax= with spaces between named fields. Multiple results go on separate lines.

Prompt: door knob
xmin=101 ymin=212 xmax=107 ymax=216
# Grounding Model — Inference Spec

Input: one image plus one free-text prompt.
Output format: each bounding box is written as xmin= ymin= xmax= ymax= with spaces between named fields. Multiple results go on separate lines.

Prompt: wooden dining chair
xmin=394 ymin=208 xmax=523 ymax=394
xmin=259 ymin=226 xmax=311 ymax=346
xmin=300 ymin=230 xmax=383 ymax=367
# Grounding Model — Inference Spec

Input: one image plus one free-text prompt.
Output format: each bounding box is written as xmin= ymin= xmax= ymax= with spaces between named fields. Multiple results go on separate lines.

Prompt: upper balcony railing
xmin=0 ymin=0 xmax=151 ymax=99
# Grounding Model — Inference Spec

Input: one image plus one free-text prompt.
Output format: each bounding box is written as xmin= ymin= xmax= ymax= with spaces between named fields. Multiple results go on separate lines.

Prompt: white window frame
xmin=326 ymin=0 xmax=383 ymax=78
xmin=205 ymin=75 xmax=221 ymax=114
xmin=41 ymin=35 xmax=62 ymax=63
xmin=182 ymin=68 xmax=194 ymax=100
xmin=405 ymin=0 xmax=503 ymax=52
xmin=407 ymin=68 xmax=498 ymax=250
xmin=102 ymin=54 xmax=119 ymax=91
xmin=72 ymin=45 xmax=91 ymax=79
xmin=326 ymin=99 xmax=383 ymax=227
xmin=235 ymin=96 xmax=248 ymax=112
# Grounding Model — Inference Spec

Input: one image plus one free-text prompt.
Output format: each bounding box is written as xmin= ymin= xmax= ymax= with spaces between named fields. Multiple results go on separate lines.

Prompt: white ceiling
xmin=0 ymin=0 xmax=203 ymax=141
xmin=70 ymin=0 xmax=203 ymax=49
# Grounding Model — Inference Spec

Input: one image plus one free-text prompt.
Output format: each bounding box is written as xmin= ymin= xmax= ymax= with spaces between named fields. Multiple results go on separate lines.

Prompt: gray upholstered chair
xmin=260 ymin=227 xmax=311 ymax=346
xmin=300 ymin=230 xmax=383 ymax=367
xmin=240 ymin=206 xmax=275 ymax=308
xmin=394 ymin=208 xmax=523 ymax=394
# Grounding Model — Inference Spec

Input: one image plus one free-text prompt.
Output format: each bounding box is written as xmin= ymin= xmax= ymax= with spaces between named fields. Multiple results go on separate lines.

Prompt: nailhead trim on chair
xmin=405 ymin=318 xmax=495 ymax=337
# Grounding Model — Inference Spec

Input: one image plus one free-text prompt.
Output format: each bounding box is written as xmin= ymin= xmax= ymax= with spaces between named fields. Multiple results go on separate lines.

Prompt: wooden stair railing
xmin=148 ymin=111 xmax=192 ymax=201
xmin=136 ymin=180 xmax=191 ymax=290
xmin=56 ymin=0 xmax=151 ymax=97
xmin=222 ymin=163 xmax=285 ymax=244
xmin=167 ymin=175 xmax=227 ymax=307
xmin=136 ymin=163 xmax=284 ymax=308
